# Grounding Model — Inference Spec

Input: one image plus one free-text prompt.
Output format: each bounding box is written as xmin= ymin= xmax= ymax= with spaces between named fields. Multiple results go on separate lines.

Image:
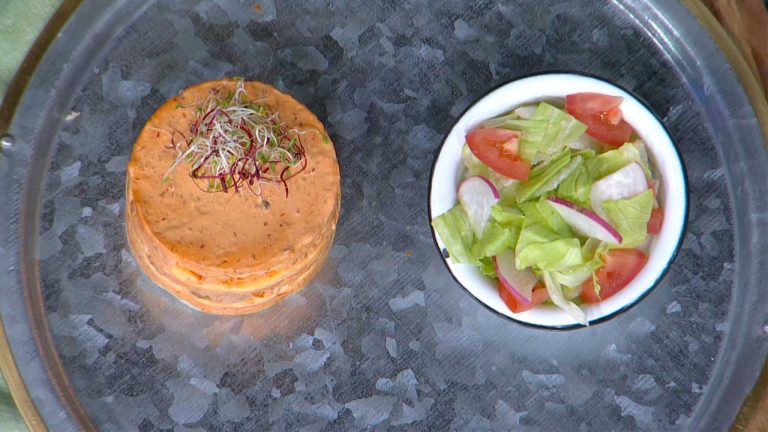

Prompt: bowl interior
xmin=429 ymin=73 xmax=687 ymax=328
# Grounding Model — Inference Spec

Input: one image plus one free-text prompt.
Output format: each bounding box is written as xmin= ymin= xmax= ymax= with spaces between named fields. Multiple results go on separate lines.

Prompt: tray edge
xmin=0 ymin=1 xmax=84 ymax=431
xmin=679 ymin=1 xmax=768 ymax=431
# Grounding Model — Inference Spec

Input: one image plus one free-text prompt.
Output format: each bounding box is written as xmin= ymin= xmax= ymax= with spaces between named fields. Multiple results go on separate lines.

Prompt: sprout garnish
xmin=163 ymin=79 xmax=308 ymax=197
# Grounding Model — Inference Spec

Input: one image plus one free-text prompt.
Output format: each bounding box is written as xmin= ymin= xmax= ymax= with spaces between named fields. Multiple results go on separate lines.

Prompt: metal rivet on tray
xmin=0 ymin=134 xmax=14 ymax=150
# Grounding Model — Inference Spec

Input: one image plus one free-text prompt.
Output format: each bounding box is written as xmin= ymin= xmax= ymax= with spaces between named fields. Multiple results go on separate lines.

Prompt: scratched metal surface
xmin=1 ymin=0 xmax=767 ymax=430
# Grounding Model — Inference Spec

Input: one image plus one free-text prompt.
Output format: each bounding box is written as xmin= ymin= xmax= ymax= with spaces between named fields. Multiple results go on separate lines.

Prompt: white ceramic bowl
xmin=429 ymin=73 xmax=687 ymax=329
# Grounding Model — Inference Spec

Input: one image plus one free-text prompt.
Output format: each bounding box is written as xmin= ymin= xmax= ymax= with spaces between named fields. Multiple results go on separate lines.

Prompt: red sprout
xmin=200 ymin=107 xmax=216 ymax=124
xmin=217 ymin=109 xmax=231 ymax=121
xmin=279 ymin=166 xmax=290 ymax=198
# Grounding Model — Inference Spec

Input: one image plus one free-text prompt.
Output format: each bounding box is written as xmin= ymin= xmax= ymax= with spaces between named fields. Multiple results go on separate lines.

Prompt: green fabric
xmin=1 ymin=2 xmax=62 ymax=430
xmin=0 ymin=388 xmax=26 ymax=432
xmin=0 ymin=1 xmax=59 ymax=91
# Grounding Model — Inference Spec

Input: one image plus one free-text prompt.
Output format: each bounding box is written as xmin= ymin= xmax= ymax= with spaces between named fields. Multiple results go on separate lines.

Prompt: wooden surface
xmin=704 ymin=0 xmax=768 ymax=97
xmin=706 ymin=2 xmax=768 ymax=431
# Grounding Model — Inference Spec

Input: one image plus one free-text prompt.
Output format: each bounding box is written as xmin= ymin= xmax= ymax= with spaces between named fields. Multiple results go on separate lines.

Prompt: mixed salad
xmin=432 ymin=92 xmax=665 ymax=325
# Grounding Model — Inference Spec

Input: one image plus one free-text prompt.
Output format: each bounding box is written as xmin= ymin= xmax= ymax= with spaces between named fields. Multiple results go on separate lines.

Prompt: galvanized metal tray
xmin=1 ymin=1 xmax=767 ymax=430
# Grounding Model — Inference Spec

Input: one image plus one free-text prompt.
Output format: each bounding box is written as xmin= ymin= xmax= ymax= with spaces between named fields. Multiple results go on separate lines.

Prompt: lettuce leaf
xmin=568 ymin=134 xmax=602 ymax=151
xmin=482 ymin=105 xmax=536 ymax=130
xmin=534 ymin=197 xmax=573 ymax=238
xmin=633 ymin=139 xmax=654 ymax=177
xmin=518 ymin=201 xmax=562 ymax=234
xmin=561 ymin=284 xmax=585 ymax=301
xmin=472 ymin=221 xmax=520 ymax=259
xmin=556 ymin=162 xmax=593 ymax=208
xmin=516 ymin=197 xmax=582 ymax=273
xmin=478 ymin=256 xmax=497 ymax=277
xmin=516 ymin=102 xmax=587 ymax=163
xmin=516 ymin=238 xmax=583 ymax=272
xmin=482 ymin=114 xmax=518 ymax=130
xmin=490 ymin=204 xmax=526 ymax=227
xmin=515 ymin=216 xmax=560 ymax=262
xmin=587 ymin=142 xmax=651 ymax=180
xmin=603 ymin=189 xmax=654 ymax=248
xmin=431 ymin=205 xmax=477 ymax=265
xmin=515 ymin=149 xmax=572 ymax=203
xmin=482 ymin=105 xmax=539 ymax=129
xmin=581 ymin=237 xmax=602 ymax=260
xmin=531 ymin=155 xmax=583 ymax=199
xmin=552 ymin=257 xmax=603 ymax=287
xmin=573 ymin=148 xmax=598 ymax=159
xmin=542 ymin=271 xmax=588 ymax=325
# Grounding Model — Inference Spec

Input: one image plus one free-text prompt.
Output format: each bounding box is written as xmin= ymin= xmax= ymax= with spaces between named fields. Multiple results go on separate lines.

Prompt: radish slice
xmin=494 ymin=249 xmax=537 ymax=303
xmin=547 ymin=196 xmax=622 ymax=244
xmin=458 ymin=176 xmax=500 ymax=237
xmin=590 ymin=162 xmax=648 ymax=217
xmin=513 ymin=105 xmax=537 ymax=120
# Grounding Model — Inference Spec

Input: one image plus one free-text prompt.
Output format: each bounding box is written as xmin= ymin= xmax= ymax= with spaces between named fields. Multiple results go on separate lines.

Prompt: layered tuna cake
xmin=126 ymin=79 xmax=340 ymax=315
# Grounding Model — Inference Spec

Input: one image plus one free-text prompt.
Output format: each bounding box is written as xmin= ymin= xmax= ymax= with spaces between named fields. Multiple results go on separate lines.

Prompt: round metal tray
xmin=1 ymin=1 xmax=767 ymax=430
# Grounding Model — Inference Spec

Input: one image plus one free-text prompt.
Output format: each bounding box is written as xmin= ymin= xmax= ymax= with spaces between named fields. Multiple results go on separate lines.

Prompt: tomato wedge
xmin=566 ymin=92 xmax=635 ymax=147
xmin=565 ymin=92 xmax=623 ymax=114
xmin=647 ymin=207 xmax=664 ymax=235
xmin=498 ymin=281 xmax=549 ymax=313
xmin=570 ymin=111 xmax=634 ymax=147
xmin=466 ymin=128 xmax=530 ymax=181
xmin=581 ymin=249 xmax=647 ymax=304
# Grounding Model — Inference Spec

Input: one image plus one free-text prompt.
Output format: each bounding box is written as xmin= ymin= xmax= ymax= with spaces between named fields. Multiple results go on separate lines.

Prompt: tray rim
xmin=0 ymin=1 xmax=765 ymax=431
xmin=0 ymin=2 xmax=85 ymax=430
xmin=675 ymin=3 xmax=768 ymax=429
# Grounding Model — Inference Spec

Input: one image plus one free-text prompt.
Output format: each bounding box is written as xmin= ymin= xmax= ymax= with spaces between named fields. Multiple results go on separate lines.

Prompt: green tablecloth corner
xmin=1 ymin=1 xmax=62 ymax=429
xmin=0 ymin=1 xmax=59 ymax=91
xmin=0 ymin=386 xmax=27 ymax=432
